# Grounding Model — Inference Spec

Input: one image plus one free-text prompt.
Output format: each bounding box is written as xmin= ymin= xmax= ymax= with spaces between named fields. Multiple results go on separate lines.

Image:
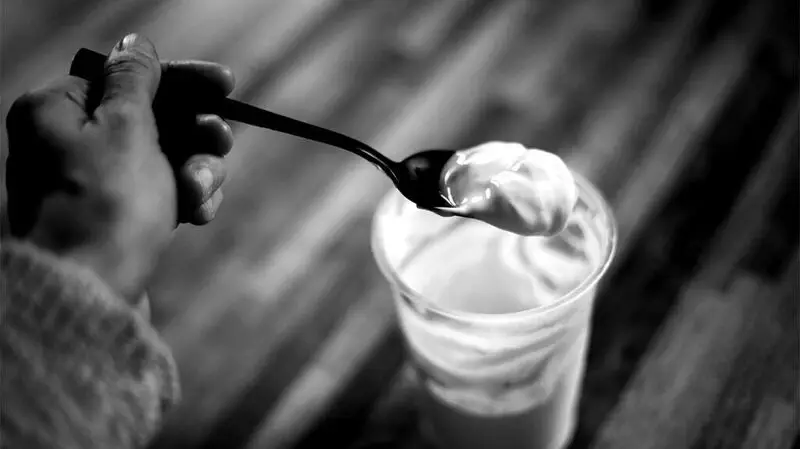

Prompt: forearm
xmin=0 ymin=239 xmax=179 ymax=449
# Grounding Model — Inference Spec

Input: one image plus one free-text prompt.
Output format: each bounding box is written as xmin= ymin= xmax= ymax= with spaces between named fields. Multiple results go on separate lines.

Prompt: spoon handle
xmin=69 ymin=48 xmax=399 ymax=181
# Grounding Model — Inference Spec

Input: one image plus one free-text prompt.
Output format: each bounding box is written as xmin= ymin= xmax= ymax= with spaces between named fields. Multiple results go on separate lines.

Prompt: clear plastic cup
xmin=370 ymin=172 xmax=617 ymax=449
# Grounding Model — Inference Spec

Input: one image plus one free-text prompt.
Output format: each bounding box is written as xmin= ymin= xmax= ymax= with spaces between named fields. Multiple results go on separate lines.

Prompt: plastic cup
xmin=370 ymin=172 xmax=616 ymax=449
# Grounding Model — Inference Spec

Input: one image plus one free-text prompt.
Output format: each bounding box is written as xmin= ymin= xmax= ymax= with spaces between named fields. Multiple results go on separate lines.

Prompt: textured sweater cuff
xmin=0 ymin=240 xmax=180 ymax=448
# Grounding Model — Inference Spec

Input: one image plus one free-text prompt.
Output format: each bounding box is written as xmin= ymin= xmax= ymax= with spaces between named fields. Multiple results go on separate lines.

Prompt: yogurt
xmin=440 ymin=142 xmax=578 ymax=236
xmin=378 ymin=196 xmax=605 ymax=449
xmin=372 ymin=144 xmax=616 ymax=449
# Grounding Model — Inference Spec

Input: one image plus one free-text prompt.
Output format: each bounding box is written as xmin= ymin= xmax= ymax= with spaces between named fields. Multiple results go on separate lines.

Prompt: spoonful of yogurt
xmin=69 ymin=49 xmax=577 ymax=237
xmin=435 ymin=142 xmax=578 ymax=236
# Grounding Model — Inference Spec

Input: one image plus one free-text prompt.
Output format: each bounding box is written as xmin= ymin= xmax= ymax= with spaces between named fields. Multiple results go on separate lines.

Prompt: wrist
xmin=26 ymin=199 xmax=168 ymax=305
xmin=64 ymin=244 xmax=159 ymax=306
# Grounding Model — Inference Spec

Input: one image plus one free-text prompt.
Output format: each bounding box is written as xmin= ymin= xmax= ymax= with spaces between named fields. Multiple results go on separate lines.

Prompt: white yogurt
xmin=440 ymin=142 xmax=578 ymax=236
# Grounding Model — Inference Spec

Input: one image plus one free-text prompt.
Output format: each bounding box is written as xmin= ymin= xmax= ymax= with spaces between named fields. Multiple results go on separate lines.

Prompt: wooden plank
xmin=391 ymin=0 xmax=482 ymax=59
xmin=460 ymin=0 xmax=713 ymax=166
xmin=242 ymin=284 xmax=396 ymax=449
xmin=611 ymin=0 xmax=767 ymax=258
xmin=564 ymin=0 xmax=710 ymax=191
xmin=566 ymin=4 xmax=777 ymax=441
xmin=122 ymin=0 xmax=281 ymax=61
xmin=0 ymin=0 xmax=272 ymax=116
xmin=288 ymin=328 xmax=406 ymax=449
xmin=2 ymin=0 xmax=105 ymax=74
xmin=604 ymin=34 xmax=797 ymax=298
xmin=466 ymin=0 xmax=641 ymax=148
xmin=370 ymin=0 xmax=534 ymax=158
xmin=1 ymin=0 xmax=155 ymax=106
xmin=749 ymin=260 xmax=799 ymax=449
xmin=742 ymin=396 xmax=799 ymax=449
xmin=188 ymin=218 xmax=400 ymax=449
xmin=571 ymin=239 xmax=691 ymax=446
xmin=692 ymin=253 xmax=799 ymax=449
xmin=200 ymin=0 xmax=352 ymax=97
xmin=739 ymin=101 xmax=800 ymax=281
xmin=347 ymin=366 xmax=421 ymax=449
xmin=573 ymin=96 xmax=796 ymax=447
xmin=591 ymin=275 xmax=767 ymax=449
xmin=588 ymin=93 xmax=796 ymax=447
xmin=691 ymin=292 xmax=797 ymax=447
xmin=152 ymin=214 xmax=382 ymax=448
xmin=491 ymin=0 xmax=640 ymax=113
xmin=593 ymin=249 xmax=797 ymax=449
xmin=695 ymin=98 xmax=798 ymax=286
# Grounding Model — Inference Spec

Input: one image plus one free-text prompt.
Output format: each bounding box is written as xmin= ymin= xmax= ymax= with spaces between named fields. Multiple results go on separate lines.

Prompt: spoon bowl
xmin=68 ymin=48 xmax=459 ymax=213
xmin=395 ymin=149 xmax=456 ymax=209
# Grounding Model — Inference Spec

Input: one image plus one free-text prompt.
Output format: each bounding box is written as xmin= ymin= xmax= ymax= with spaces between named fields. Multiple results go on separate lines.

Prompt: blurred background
xmin=1 ymin=0 xmax=798 ymax=448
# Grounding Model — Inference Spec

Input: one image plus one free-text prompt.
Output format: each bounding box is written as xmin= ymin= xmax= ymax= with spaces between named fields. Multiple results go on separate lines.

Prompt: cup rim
xmin=371 ymin=171 xmax=618 ymax=324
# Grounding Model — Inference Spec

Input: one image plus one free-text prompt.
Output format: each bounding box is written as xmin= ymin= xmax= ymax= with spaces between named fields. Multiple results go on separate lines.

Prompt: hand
xmin=5 ymin=34 xmax=235 ymax=303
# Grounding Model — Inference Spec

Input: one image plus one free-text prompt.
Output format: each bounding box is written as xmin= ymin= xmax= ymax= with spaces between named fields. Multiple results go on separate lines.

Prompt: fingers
xmin=167 ymin=114 xmax=232 ymax=225
xmin=195 ymin=114 xmax=234 ymax=156
xmin=7 ymin=77 xmax=91 ymax=139
xmin=100 ymin=34 xmax=161 ymax=111
xmin=178 ymin=154 xmax=227 ymax=224
xmin=6 ymin=76 xmax=93 ymax=238
xmin=191 ymin=190 xmax=224 ymax=225
xmin=90 ymin=33 xmax=233 ymax=226
xmin=161 ymin=60 xmax=236 ymax=97
xmin=157 ymin=111 xmax=232 ymax=171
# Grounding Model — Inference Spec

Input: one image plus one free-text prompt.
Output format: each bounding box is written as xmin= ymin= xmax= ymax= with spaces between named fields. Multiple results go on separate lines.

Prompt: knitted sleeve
xmin=0 ymin=240 xmax=180 ymax=449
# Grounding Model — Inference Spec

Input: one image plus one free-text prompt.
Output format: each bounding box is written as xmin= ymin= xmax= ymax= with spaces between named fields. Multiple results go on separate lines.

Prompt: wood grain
xmin=591 ymin=276 xmax=767 ymax=449
xmin=695 ymin=98 xmax=798 ymax=286
xmin=742 ymin=396 xmax=799 ymax=449
xmin=611 ymin=0 xmax=766 ymax=257
xmin=692 ymin=254 xmax=799 ymax=449
xmin=564 ymin=0 xmax=710 ymax=193
xmin=466 ymin=0 xmax=642 ymax=149
xmin=242 ymin=284 xmax=396 ymax=449
xmin=2 ymin=0 xmax=797 ymax=448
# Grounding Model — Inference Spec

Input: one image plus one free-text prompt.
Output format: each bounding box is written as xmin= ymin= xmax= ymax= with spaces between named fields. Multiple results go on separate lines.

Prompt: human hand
xmin=5 ymin=34 xmax=235 ymax=303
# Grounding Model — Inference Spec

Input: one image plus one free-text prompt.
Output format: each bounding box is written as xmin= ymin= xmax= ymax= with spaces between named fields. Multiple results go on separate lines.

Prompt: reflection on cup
xmin=371 ymin=172 xmax=617 ymax=449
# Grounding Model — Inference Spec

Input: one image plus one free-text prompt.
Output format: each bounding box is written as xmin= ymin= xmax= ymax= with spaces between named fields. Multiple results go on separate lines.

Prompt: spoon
xmin=69 ymin=48 xmax=456 ymax=210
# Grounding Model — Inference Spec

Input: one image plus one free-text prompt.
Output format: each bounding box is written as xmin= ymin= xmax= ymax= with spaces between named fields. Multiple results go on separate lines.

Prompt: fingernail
xmin=197 ymin=114 xmax=216 ymax=125
xmin=111 ymin=34 xmax=138 ymax=58
xmin=195 ymin=166 xmax=214 ymax=190
xmin=110 ymin=33 xmax=157 ymax=62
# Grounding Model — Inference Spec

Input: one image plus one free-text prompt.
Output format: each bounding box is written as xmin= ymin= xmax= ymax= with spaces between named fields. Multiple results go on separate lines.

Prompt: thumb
xmin=100 ymin=34 xmax=161 ymax=111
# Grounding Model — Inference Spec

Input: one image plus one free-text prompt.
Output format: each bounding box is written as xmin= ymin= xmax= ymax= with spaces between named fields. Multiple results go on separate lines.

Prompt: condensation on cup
xmin=371 ymin=172 xmax=617 ymax=449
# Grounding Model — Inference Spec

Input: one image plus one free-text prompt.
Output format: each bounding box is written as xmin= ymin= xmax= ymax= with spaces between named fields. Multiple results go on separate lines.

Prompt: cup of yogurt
xmin=370 ymin=142 xmax=617 ymax=449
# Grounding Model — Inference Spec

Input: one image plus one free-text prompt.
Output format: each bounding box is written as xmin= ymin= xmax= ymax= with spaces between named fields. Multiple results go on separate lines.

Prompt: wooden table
xmin=2 ymin=0 xmax=797 ymax=448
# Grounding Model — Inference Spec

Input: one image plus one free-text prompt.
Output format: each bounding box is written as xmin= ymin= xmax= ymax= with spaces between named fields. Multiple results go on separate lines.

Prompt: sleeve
xmin=0 ymin=240 xmax=180 ymax=449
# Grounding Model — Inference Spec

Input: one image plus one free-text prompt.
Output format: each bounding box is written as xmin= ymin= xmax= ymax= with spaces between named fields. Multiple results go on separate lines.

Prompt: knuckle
xmin=62 ymin=78 xmax=90 ymax=105
xmin=106 ymin=52 xmax=156 ymax=78
xmin=8 ymin=91 xmax=45 ymax=125
xmin=7 ymin=89 xmax=69 ymax=139
xmin=179 ymin=167 xmax=206 ymax=207
xmin=99 ymin=102 xmax=143 ymax=130
xmin=194 ymin=172 xmax=212 ymax=204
